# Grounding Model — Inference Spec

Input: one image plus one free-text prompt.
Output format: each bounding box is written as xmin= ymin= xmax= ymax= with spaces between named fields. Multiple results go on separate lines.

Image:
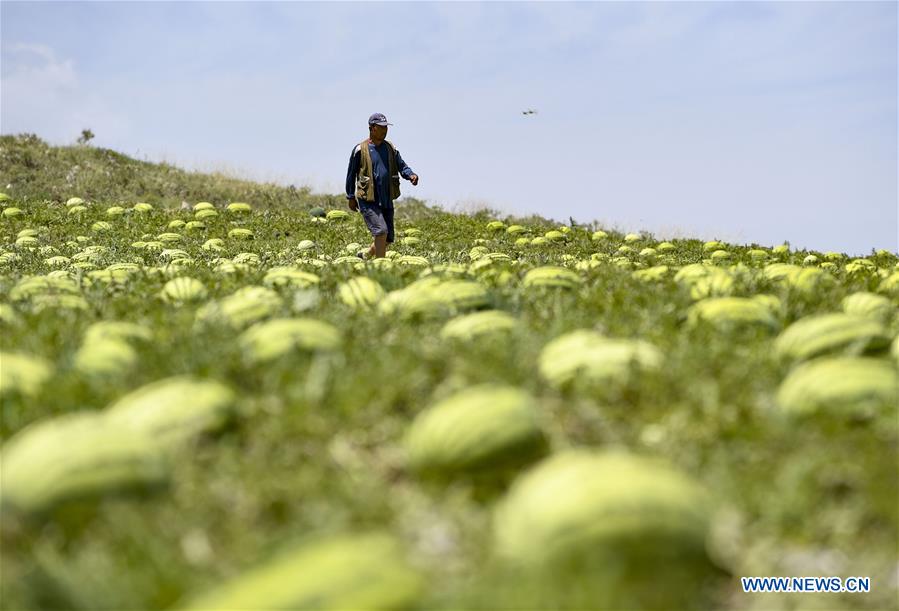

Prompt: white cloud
xmin=2 ymin=42 xmax=78 ymax=90
xmin=1 ymin=42 xmax=131 ymax=144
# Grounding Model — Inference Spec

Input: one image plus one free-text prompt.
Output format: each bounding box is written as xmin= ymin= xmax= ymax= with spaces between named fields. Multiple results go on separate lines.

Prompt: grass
xmin=0 ymin=135 xmax=897 ymax=610
xmin=0 ymin=134 xmax=440 ymax=221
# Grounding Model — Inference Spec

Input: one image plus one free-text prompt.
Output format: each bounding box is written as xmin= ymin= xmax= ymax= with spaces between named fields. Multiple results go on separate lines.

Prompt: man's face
xmin=370 ymin=124 xmax=388 ymax=139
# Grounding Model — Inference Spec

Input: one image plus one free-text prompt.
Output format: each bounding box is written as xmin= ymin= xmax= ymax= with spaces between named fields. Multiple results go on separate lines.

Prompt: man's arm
xmin=395 ymin=149 xmax=419 ymax=185
xmin=345 ymin=146 xmax=360 ymax=210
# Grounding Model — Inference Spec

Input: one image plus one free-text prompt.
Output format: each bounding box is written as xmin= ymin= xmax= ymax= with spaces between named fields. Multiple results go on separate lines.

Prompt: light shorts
xmin=358 ymin=200 xmax=395 ymax=243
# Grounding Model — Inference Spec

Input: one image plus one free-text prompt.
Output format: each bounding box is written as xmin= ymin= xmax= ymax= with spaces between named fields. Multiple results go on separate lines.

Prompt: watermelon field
xmin=0 ymin=177 xmax=897 ymax=609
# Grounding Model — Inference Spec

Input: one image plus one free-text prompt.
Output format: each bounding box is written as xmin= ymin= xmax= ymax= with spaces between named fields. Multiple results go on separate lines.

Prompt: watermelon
xmin=161 ymin=277 xmax=208 ymax=303
xmin=378 ymin=278 xmax=489 ymax=318
xmin=776 ymin=357 xmax=898 ymax=416
xmin=522 ymin=266 xmax=582 ymax=290
xmin=195 ymin=209 xmax=218 ymax=220
xmin=226 ymin=202 xmax=252 ymax=214
xmin=106 ymin=376 xmax=236 ymax=447
xmin=326 ymin=209 xmax=350 ymax=221
xmin=1 ymin=413 xmax=169 ymax=515
xmin=263 ymin=267 xmax=320 ymax=289
xmin=841 ymin=292 xmax=894 ymax=323
xmin=687 ymin=297 xmax=779 ymax=331
xmin=440 ymin=310 xmax=518 ymax=341
xmin=494 ymin=450 xmax=712 ymax=567
xmin=632 ymin=265 xmax=669 ymax=282
xmin=156 ymin=232 xmax=183 ymax=243
xmin=674 ymin=264 xmax=734 ymax=300
xmin=182 ymin=533 xmax=421 ymax=610
xmin=337 ymin=277 xmax=386 ymax=310
xmin=539 ymin=330 xmax=662 ymax=389
xmin=197 ymin=286 xmax=283 ymax=328
xmin=405 ymin=384 xmax=545 ymax=477
xmin=544 ymin=230 xmax=566 ymax=242
xmin=84 ymin=321 xmax=152 ymax=345
xmin=228 ymin=228 xmax=254 ymax=240
xmin=774 ymin=313 xmax=890 ymax=361
xmin=73 ymin=339 xmax=138 ymax=378
xmin=238 ymin=318 xmax=341 ymax=363
xmin=0 ymin=351 xmax=53 ymax=399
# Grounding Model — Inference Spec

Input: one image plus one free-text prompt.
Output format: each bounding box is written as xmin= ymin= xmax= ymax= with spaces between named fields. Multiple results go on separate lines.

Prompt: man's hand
xmin=410 ymin=174 xmax=419 ymax=186
xmin=347 ymin=198 xmax=358 ymax=211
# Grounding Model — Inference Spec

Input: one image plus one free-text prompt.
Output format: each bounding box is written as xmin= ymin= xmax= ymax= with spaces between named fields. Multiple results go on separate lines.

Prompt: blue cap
xmin=368 ymin=113 xmax=393 ymax=126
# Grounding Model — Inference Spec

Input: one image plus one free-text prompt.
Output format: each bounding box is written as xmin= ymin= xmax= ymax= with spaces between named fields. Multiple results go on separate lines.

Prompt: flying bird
xmin=522 ymin=109 xmax=538 ymax=115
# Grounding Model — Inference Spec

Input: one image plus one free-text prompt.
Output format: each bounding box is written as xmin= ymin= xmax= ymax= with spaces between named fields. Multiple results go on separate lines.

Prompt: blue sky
xmin=2 ymin=1 xmax=896 ymax=255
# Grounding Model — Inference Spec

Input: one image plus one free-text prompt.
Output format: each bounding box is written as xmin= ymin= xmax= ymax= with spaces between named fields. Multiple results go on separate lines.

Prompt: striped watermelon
xmin=238 ymin=318 xmax=341 ymax=363
xmin=1 ymin=412 xmax=169 ymax=515
xmin=440 ymin=310 xmax=518 ymax=341
xmin=228 ymin=228 xmax=254 ymax=240
xmin=226 ymin=202 xmax=252 ymax=214
xmin=539 ymin=330 xmax=662 ymax=388
xmin=73 ymin=338 xmax=138 ymax=377
xmin=492 ymin=450 xmax=717 ymax=609
xmin=182 ymin=533 xmax=421 ymax=610
xmin=263 ymin=267 xmax=320 ymax=289
xmin=405 ymin=385 xmax=545 ymax=477
xmin=522 ymin=266 xmax=582 ymax=290
xmin=197 ymin=286 xmax=283 ymax=328
xmin=687 ymin=297 xmax=779 ymax=331
xmin=774 ymin=313 xmax=890 ymax=361
xmin=326 ymin=209 xmax=350 ymax=221
xmin=195 ymin=209 xmax=218 ymax=220
xmin=776 ymin=357 xmax=898 ymax=416
xmin=841 ymin=292 xmax=894 ymax=323
xmin=106 ymin=376 xmax=237 ymax=447
xmin=337 ymin=276 xmax=385 ymax=310
xmin=0 ymin=351 xmax=53 ymax=399
xmin=161 ymin=277 xmax=208 ymax=303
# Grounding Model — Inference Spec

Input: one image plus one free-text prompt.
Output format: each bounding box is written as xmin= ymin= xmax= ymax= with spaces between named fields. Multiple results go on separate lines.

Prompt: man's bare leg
xmin=366 ymin=234 xmax=388 ymax=258
xmin=373 ymin=233 xmax=387 ymax=258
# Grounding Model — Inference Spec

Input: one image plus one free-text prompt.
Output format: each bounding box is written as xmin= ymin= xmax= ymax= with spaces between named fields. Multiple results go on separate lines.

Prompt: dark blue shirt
xmin=345 ymin=140 xmax=415 ymax=207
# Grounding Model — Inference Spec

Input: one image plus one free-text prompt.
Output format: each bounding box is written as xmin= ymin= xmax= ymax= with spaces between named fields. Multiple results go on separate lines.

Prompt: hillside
xmin=0 ymin=135 xmax=897 ymax=610
xmin=0 ymin=133 xmax=443 ymax=219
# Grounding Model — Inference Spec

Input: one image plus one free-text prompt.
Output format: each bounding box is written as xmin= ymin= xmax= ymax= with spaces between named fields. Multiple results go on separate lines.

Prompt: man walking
xmin=345 ymin=113 xmax=419 ymax=259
